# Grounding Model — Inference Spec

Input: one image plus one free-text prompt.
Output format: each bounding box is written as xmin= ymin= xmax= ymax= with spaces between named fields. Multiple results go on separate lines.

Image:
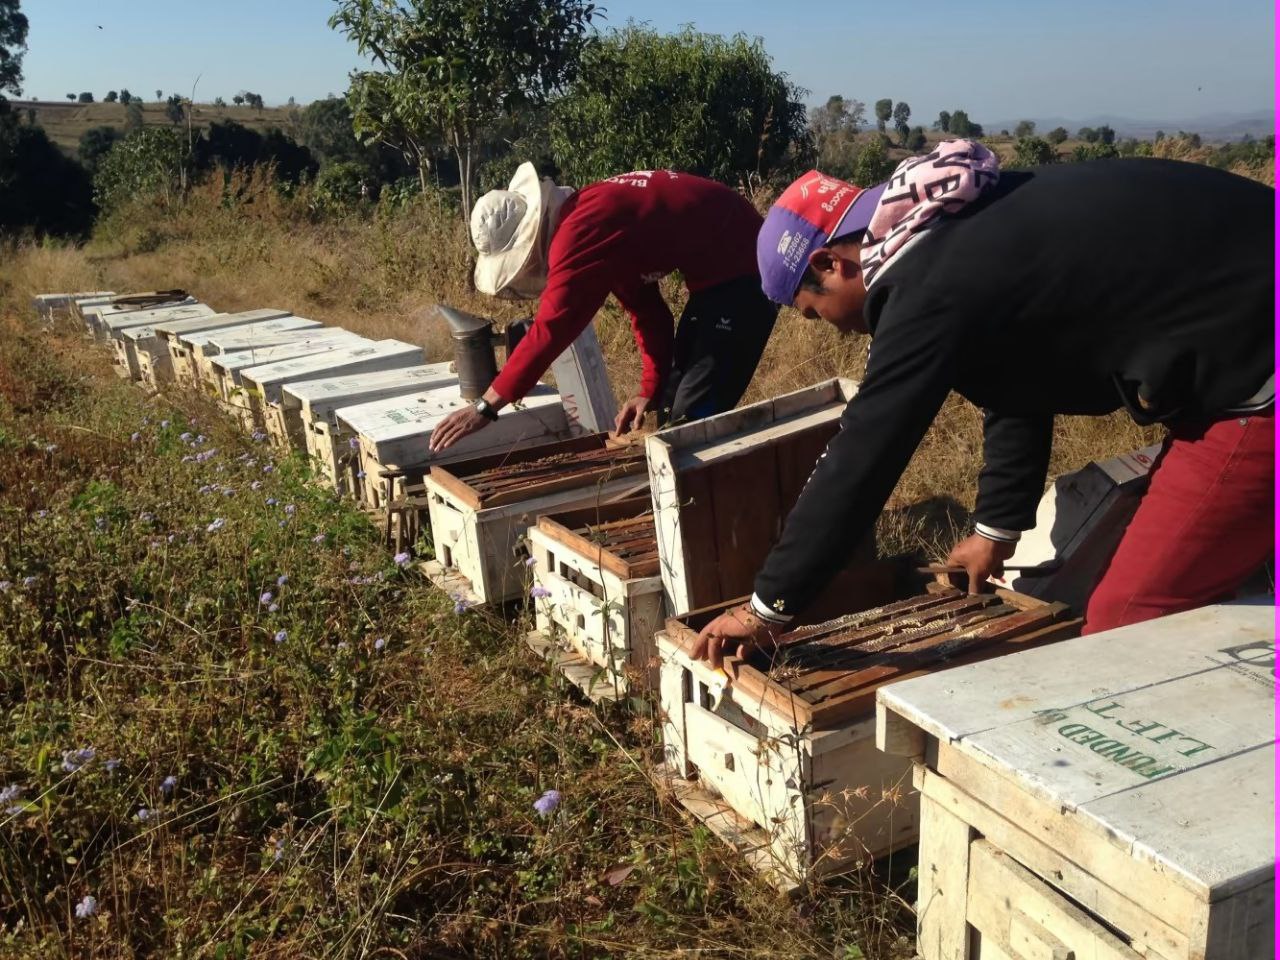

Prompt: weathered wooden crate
xmin=100 ymin=302 xmax=214 ymax=342
xmin=282 ymin=363 xmax=457 ymax=482
xmin=116 ymin=324 xmax=172 ymax=383
xmin=209 ymin=333 xmax=367 ymax=414
xmin=524 ymin=495 xmax=664 ymax=701
xmin=157 ymin=309 xmax=296 ymax=386
xmin=71 ymin=294 xmax=119 ymax=332
xmin=876 ymin=600 xmax=1274 ymax=960
xmin=645 ymin=378 xmax=869 ymax=616
xmin=240 ymin=339 xmax=423 ymax=442
xmin=339 ymin=384 xmax=570 ymax=510
xmin=425 ymin=433 xmax=650 ymax=605
xmin=185 ymin=318 xmax=329 ymax=392
xmin=84 ymin=296 xmax=195 ymax=339
xmin=657 ymin=581 xmax=1081 ymax=890
xmin=34 ymin=291 xmax=113 ymax=321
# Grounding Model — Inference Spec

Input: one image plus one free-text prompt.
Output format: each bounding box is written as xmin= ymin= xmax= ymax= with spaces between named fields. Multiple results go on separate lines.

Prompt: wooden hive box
xmin=70 ymin=294 xmax=118 ymax=331
xmin=35 ymin=291 xmax=113 ymax=322
xmin=84 ymin=296 xmax=195 ymax=339
xmin=158 ymin=309 xmax=296 ymax=385
xmin=239 ymin=339 xmax=423 ymax=443
xmin=184 ymin=317 xmax=327 ymax=391
xmin=117 ymin=324 xmax=170 ymax=383
xmin=282 ymin=363 xmax=457 ymax=488
xmin=657 ymin=582 xmax=1081 ymax=890
xmin=339 ymin=384 xmax=570 ymax=510
xmin=424 ymin=433 xmax=650 ymax=605
xmin=209 ymin=333 xmax=366 ymax=418
xmin=525 ymin=494 xmax=664 ymax=701
xmin=100 ymin=302 xmax=213 ymax=342
xmin=645 ymin=378 xmax=871 ymax=616
xmin=877 ymin=600 xmax=1274 ymax=960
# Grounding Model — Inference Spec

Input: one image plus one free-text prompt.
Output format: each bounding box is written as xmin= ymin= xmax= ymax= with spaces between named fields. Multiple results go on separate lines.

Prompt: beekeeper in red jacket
xmin=430 ymin=163 xmax=778 ymax=451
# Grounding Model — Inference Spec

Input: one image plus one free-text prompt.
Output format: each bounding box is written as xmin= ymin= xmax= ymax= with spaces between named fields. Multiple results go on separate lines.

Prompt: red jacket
xmin=490 ymin=170 xmax=763 ymax=403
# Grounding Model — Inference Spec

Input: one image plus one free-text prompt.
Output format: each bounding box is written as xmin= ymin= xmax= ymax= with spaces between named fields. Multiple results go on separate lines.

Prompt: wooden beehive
xmin=100 ymin=302 xmax=214 ymax=342
xmin=35 ymin=291 xmax=113 ymax=322
xmin=525 ymin=495 xmax=664 ymax=701
xmin=425 ymin=433 xmax=650 ymax=605
xmin=877 ymin=600 xmax=1274 ymax=960
xmin=85 ymin=296 xmax=196 ymax=339
xmin=70 ymin=294 xmax=118 ymax=331
xmin=645 ymin=378 xmax=872 ymax=616
xmin=118 ymin=324 xmax=174 ymax=384
xmin=209 ymin=333 xmax=366 ymax=416
xmin=239 ymin=339 xmax=423 ymax=442
xmin=157 ymin=309 xmax=296 ymax=385
xmin=282 ymin=363 xmax=457 ymax=484
xmin=339 ymin=384 xmax=570 ymax=509
xmin=657 ymin=582 xmax=1080 ymax=889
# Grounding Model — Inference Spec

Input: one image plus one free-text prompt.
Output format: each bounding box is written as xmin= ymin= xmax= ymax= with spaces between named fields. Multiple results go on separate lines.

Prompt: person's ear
xmin=807 ymin=247 xmax=840 ymax=278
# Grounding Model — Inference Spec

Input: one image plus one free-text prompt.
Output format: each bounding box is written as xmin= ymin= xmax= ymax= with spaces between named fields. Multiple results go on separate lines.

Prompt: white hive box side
xmin=189 ymin=321 xmax=332 ymax=393
xmin=877 ymin=601 xmax=1276 ymax=960
xmin=101 ymin=302 xmax=212 ymax=339
xmin=209 ymin=332 xmax=365 ymax=404
xmin=88 ymin=296 xmax=196 ymax=339
xmin=158 ymin=308 xmax=294 ymax=384
xmin=239 ymin=340 xmax=424 ymax=445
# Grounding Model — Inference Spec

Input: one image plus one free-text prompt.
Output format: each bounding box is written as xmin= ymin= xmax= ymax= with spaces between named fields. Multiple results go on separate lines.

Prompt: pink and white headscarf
xmin=860 ymin=139 xmax=1000 ymax=287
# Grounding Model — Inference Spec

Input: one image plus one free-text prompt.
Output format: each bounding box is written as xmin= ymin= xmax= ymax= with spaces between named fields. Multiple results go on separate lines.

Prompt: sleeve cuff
xmin=975 ymin=522 xmax=1022 ymax=543
xmin=750 ymin=593 xmax=794 ymax=625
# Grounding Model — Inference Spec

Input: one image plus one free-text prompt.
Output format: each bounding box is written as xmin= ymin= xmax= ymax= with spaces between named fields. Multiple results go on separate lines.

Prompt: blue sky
xmin=18 ymin=0 xmax=1275 ymax=124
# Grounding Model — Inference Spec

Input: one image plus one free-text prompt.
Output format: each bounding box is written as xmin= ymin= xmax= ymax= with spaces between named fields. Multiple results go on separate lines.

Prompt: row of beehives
xmin=39 ymin=291 xmax=1273 ymax=960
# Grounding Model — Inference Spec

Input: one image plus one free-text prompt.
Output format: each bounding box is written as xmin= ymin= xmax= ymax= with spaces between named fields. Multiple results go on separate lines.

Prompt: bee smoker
xmin=435 ymin=304 xmax=533 ymax=400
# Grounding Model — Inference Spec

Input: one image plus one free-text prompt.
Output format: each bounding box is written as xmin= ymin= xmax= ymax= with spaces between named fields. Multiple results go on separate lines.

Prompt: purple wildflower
xmin=530 ymin=586 xmax=551 ymax=600
xmin=259 ymin=591 xmax=273 ymax=605
xmin=265 ymin=497 xmax=278 ymax=506
xmin=179 ymin=432 xmax=192 ymax=442
xmin=139 ymin=512 xmax=154 ymax=523
xmin=135 ymin=807 xmax=152 ymax=822
xmin=34 ymin=510 xmax=47 ymax=519
xmin=221 ymin=487 xmax=235 ymax=496
xmin=273 ymin=838 xmax=285 ymax=861
xmin=198 ymin=485 xmax=214 ymax=494
xmin=195 ymin=434 xmax=206 ymax=444
xmin=61 ymin=747 xmax=96 ymax=773
xmin=206 ymin=518 xmax=226 ymax=533
xmin=130 ymin=432 xmax=141 ymax=443
xmin=250 ymin=480 xmax=263 ymax=491
xmin=160 ymin=420 xmax=170 ymax=428
xmin=374 ymin=637 xmax=386 ymax=651
xmin=0 ymin=581 xmax=11 ymax=594
xmin=276 ymin=574 xmax=288 ymax=586
xmin=44 ymin=443 xmax=57 ymax=454
xmin=0 ymin=784 xmax=23 ymax=806
xmin=94 ymin=517 xmax=108 ymax=531
xmin=262 ymin=464 xmax=274 ymax=474
xmin=75 ymin=895 xmax=97 ymax=919
xmin=533 ymin=789 xmax=561 ymax=818
xmin=167 ymin=534 xmax=177 ymax=543
xmin=311 ymin=533 xmax=326 ymax=544
xmin=336 ymin=641 xmax=349 ymax=650
xmin=525 ymin=557 xmax=537 ymax=567
xmin=268 ymin=603 xmax=278 ymax=613
xmin=104 ymin=759 xmax=121 ymax=774
xmin=393 ymin=552 xmax=410 ymax=566
xmin=274 ymin=629 xmax=287 ymax=644
xmin=160 ymin=775 xmax=177 ymax=796
xmin=284 ymin=503 xmax=296 ymax=516
xmin=251 ymin=430 xmax=266 ymax=442
xmin=356 ymin=470 xmax=366 ymax=479
xmin=20 ymin=576 xmax=35 ymax=588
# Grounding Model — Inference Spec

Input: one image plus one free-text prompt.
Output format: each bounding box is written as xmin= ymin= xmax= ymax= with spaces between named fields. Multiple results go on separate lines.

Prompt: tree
xmin=124 ymin=99 xmax=144 ymax=132
xmin=165 ymin=93 xmax=185 ymax=126
xmin=194 ymin=119 xmax=317 ymax=184
xmin=232 ymin=93 xmax=245 ymax=106
xmin=546 ymin=26 xmax=811 ymax=191
xmin=809 ymin=94 xmax=865 ymax=173
xmin=892 ymin=100 xmax=911 ymax=145
xmin=1046 ymin=126 xmax=1068 ymax=145
xmin=1154 ymin=129 xmax=1165 ymax=142
xmin=1071 ymin=141 xmax=1119 ymax=162
xmin=65 ymin=93 xmax=74 ymax=101
xmin=852 ymin=135 xmax=895 ymax=185
xmin=1077 ymin=126 xmax=1098 ymax=142
xmin=287 ymin=95 xmax=296 ymax=106
xmin=331 ymin=0 xmax=600 ymax=216
xmin=155 ymin=89 xmax=163 ymax=101
xmin=905 ymin=125 xmax=927 ymax=151
xmin=933 ymin=110 xmax=951 ymax=132
xmin=77 ymin=91 xmax=94 ymax=103
xmin=874 ymin=98 xmax=892 ymax=132
xmin=244 ymin=91 xmax=264 ymax=110
xmin=1095 ymin=123 xmax=1115 ymax=146
xmin=78 ymin=124 xmax=122 ymax=172
xmin=104 ymin=90 xmax=118 ymax=103
xmin=1013 ymin=119 xmax=1035 ymax=138
xmin=0 ymin=106 xmax=95 ymax=235
xmin=93 ymin=126 xmax=186 ymax=211
xmin=0 ymin=0 xmax=29 ymax=96
xmin=119 ymin=88 xmax=132 ymax=104
xmin=948 ymin=109 xmax=980 ymax=137
xmin=213 ymin=95 xmax=226 ymax=107
xmin=1012 ymin=136 xmax=1055 ymax=167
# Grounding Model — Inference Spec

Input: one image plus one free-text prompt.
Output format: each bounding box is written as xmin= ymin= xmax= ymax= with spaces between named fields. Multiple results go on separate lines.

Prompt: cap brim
xmin=829 ymin=181 xmax=887 ymax=242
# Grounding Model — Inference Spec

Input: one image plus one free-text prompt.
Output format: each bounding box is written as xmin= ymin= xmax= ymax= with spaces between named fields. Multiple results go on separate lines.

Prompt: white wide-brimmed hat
xmin=471 ymin=162 xmax=574 ymax=300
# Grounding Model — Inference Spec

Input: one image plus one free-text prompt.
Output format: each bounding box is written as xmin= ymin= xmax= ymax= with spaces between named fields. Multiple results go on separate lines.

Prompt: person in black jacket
xmin=693 ymin=146 xmax=1274 ymax=666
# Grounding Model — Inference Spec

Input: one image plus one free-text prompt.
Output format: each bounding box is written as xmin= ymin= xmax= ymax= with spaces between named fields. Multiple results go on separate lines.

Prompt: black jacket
xmin=753 ymin=158 xmax=1274 ymax=621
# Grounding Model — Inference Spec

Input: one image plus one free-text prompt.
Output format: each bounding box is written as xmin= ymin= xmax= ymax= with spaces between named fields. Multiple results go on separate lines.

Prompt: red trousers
xmin=1083 ymin=410 xmax=1274 ymax=634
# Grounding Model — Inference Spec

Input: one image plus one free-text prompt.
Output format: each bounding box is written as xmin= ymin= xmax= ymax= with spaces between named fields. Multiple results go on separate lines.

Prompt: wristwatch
xmin=474 ymin=398 xmax=499 ymax=422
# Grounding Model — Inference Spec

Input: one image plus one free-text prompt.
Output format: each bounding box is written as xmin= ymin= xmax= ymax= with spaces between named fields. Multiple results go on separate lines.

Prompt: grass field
xmin=12 ymin=99 xmax=302 ymax=153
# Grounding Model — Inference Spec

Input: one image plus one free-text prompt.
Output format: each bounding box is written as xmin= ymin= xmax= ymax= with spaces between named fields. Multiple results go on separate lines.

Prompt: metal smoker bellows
xmin=434 ymin=304 xmax=532 ymax=401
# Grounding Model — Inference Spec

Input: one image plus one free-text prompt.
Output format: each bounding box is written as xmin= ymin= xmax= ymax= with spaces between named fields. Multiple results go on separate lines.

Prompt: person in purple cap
xmin=690 ymin=139 xmax=1273 ymax=661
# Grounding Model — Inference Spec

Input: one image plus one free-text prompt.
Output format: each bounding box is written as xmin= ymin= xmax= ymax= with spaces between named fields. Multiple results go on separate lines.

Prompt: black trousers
xmin=660 ymin=274 xmax=779 ymax=425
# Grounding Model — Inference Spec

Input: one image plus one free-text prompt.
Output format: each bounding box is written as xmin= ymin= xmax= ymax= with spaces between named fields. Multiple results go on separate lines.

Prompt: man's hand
xmin=429 ymin=405 xmax=489 ymax=453
xmin=689 ymin=602 xmax=784 ymax=671
xmin=614 ymin=394 xmax=652 ymax=435
xmin=947 ymin=533 xmax=1017 ymax=594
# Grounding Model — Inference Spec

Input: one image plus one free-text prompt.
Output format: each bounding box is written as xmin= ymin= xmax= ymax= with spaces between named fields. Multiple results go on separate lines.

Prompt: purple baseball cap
xmin=757 ymin=172 xmax=887 ymax=304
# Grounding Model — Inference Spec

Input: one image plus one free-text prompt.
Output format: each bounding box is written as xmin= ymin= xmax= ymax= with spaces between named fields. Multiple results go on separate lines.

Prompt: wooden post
xmin=917 ymin=790 xmax=975 ymax=960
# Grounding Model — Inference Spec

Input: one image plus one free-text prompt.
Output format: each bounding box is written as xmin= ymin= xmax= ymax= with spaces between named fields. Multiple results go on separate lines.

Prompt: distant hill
xmin=11 ymin=99 xmax=303 ymax=154
xmin=983 ymin=109 xmax=1273 ymax=143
